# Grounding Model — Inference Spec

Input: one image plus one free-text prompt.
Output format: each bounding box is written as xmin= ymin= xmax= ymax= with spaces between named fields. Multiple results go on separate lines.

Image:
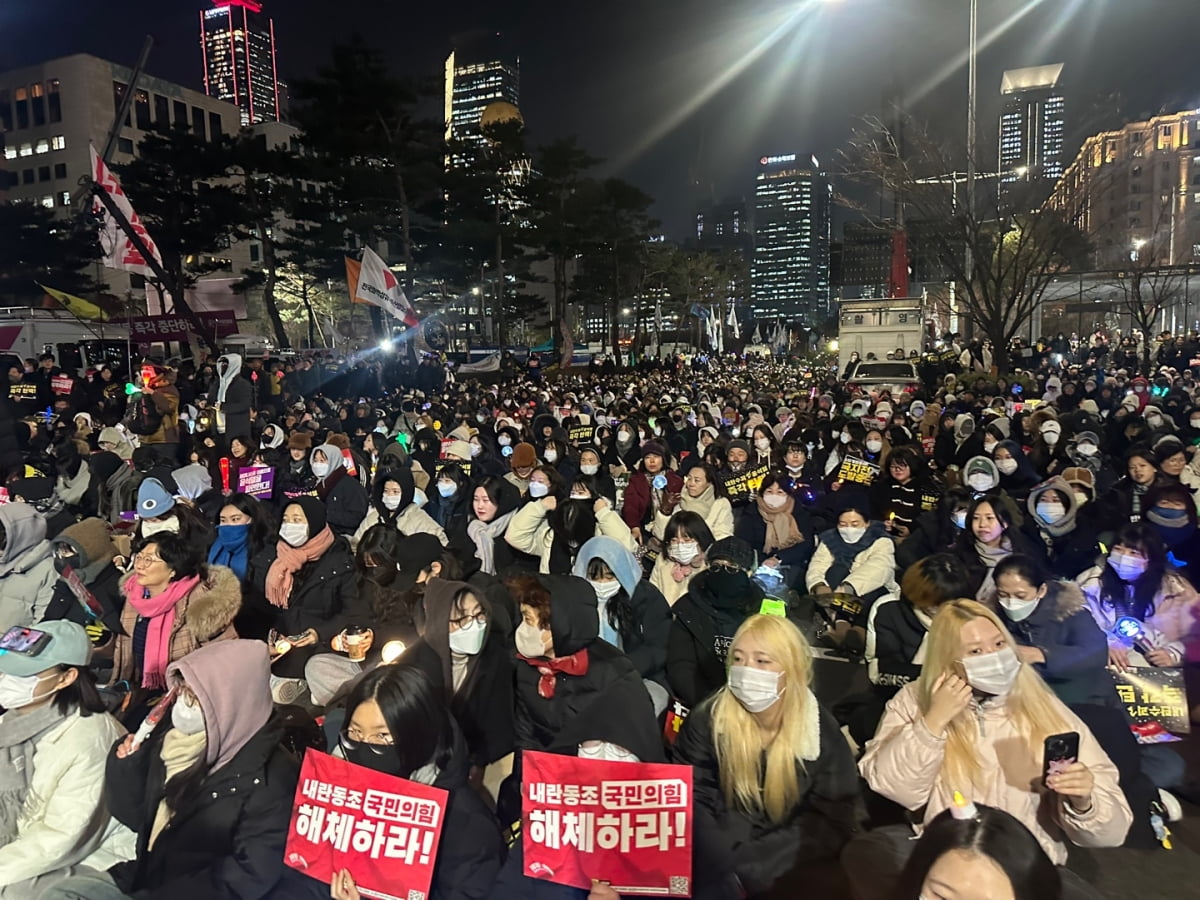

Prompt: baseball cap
xmin=0 ymin=620 xmax=92 ymax=676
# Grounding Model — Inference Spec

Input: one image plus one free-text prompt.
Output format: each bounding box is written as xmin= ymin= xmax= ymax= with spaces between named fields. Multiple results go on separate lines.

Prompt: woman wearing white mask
xmin=1077 ymin=523 xmax=1200 ymax=671
xmin=737 ymin=473 xmax=814 ymax=585
xmin=394 ymin=579 xmax=516 ymax=776
xmin=44 ymin=640 xmax=300 ymax=900
xmin=350 ymin=468 xmax=447 ymax=551
xmin=422 ymin=463 xmax=471 ymax=548
xmin=807 ymin=505 xmax=899 ymax=654
xmin=848 ymin=599 xmax=1131 ymax=900
xmin=1024 ymin=479 xmax=1101 ymax=578
xmin=749 ymin=424 xmax=777 ymax=467
xmin=673 ymin=614 xmax=861 ymax=897
xmin=572 ymin=535 xmax=672 ymax=712
xmin=0 ymin=621 xmax=134 ymax=897
xmin=650 ymin=512 xmax=715 ymax=606
xmin=247 ymin=496 xmax=364 ymax=701
xmin=308 ymin=442 xmax=369 ymax=537
xmin=575 ymin=446 xmax=617 ymax=504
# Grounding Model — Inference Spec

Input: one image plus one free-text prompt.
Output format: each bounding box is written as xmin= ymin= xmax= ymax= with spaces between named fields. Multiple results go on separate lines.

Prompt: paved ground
xmin=807 ymin=647 xmax=1200 ymax=899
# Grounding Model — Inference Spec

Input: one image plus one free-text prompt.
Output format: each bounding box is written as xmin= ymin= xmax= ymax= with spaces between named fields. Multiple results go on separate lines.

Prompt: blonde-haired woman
xmin=672 ymin=614 xmax=862 ymax=897
xmin=845 ymin=599 xmax=1132 ymax=900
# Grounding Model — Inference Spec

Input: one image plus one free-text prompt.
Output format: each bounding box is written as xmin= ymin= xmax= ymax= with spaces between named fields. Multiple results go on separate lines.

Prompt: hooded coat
xmin=40 ymin=517 xmax=125 ymax=636
xmin=104 ymin=641 xmax=299 ymax=898
xmin=505 ymin=497 xmax=635 ymax=574
xmin=988 ymin=580 xmax=1111 ymax=706
xmin=0 ymin=503 xmax=58 ymax=626
xmin=350 ymin=467 xmax=447 ymax=550
xmin=572 ymin=535 xmax=672 ymax=687
xmin=209 ymin=353 xmax=252 ymax=439
xmin=309 ymin=442 xmax=369 ymax=537
xmin=1024 ymin=477 xmax=1101 ymax=578
xmin=398 ymin=578 xmax=516 ymax=768
xmin=513 ymin=574 xmax=662 ymax=765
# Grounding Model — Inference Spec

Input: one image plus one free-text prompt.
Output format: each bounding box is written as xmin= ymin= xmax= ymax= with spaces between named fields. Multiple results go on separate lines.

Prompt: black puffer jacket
xmin=106 ymin=714 xmax=299 ymax=899
xmin=672 ymin=695 xmax=863 ymax=895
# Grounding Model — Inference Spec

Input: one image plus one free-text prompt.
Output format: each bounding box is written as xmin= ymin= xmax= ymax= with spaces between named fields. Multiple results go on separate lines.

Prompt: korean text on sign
xmin=284 ymin=750 xmax=448 ymax=900
xmin=237 ymin=466 xmax=275 ymax=500
xmin=837 ymin=456 xmax=880 ymax=486
xmin=522 ymin=750 xmax=693 ymax=896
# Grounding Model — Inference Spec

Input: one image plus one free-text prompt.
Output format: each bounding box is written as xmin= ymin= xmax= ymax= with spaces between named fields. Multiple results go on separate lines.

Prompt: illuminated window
xmin=18 ymin=142 xmax=32 ymax=157
xmin=40 ymin=195 xmax=54 ymax=208
xmin=35 ymin=139 xmax=49 ymax=154
xmin=3 ymin=147 xmax=15 ymax=160
xmin=51 ymin=135 xmax=65 ymax=150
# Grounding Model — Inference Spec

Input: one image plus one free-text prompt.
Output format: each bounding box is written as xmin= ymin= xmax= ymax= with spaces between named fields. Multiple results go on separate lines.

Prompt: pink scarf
xmin=124 ymin=574 xmax=202 ymax=689
xmin=266 ymin=526 xmax=336 ymax=609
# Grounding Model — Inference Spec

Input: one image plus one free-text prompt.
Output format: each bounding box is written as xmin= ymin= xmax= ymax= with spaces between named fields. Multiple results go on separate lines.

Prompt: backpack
xmin=127 ymin=394 xmax=163 ymax=436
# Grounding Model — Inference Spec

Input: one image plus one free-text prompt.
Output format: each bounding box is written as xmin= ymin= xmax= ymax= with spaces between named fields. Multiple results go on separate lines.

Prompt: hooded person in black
xmin=40 ymin=516 xmax=126 ymax=639
xmin=667 ymin=537 xmax=764 ymax=709
xmin=397 ymin=578 xmax=515 ymax=771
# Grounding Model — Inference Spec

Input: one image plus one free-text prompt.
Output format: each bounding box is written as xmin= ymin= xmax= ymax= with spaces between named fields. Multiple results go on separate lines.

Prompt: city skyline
xmin=199 ymin=0 xmax=280 ymax=126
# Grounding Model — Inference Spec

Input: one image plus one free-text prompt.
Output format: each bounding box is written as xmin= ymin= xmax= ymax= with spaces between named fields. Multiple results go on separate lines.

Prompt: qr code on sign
xmin=407 ymin=891 xmax=425 ymax=900
xmin=669 ymin=875 xmax=690 ymax=896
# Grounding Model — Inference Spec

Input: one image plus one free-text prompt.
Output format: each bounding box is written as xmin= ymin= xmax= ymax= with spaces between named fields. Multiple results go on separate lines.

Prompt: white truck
xmin=0 ymin=307 xmax=131 ymax=374
xmin=837 ymin=296 xmax=927 ymax=374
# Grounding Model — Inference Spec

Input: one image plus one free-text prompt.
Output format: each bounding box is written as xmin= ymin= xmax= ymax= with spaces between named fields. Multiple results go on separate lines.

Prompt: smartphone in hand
xmin=1042 ymin=731 xmax=1080 ymax=786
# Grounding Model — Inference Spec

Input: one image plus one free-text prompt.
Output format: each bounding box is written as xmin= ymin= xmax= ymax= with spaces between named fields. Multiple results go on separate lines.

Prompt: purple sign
xmin=237 ymin=466 xmax=275 ymax=499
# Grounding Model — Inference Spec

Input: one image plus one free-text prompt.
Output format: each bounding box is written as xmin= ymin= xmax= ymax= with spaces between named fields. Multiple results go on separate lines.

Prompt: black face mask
xmin=705 ymin=569 xmax=750 ymax=597
xmin=338 ymin=733 xmax=406 ymax=777
xmin=54 ymin=553 xmax=80 ymax=575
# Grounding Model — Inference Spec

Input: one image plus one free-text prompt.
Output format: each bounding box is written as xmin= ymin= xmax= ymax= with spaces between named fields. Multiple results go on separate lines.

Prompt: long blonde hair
xmin=710 ymin=614 xmax=813 ymax=824
xmin=916 ymin=599 xmax=1071 ymax=789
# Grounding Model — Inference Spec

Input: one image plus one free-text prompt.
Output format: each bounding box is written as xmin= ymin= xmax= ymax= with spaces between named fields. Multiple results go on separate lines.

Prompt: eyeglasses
xmin=709 ymin=562 xmax=742 ymax=575
xmin=133 ymin=552 xmax=164 ymax=565
xmin=450 ymin=610 xmax=487 ymax=629
xmin=342 ymin=727 xmax=394 ymax=750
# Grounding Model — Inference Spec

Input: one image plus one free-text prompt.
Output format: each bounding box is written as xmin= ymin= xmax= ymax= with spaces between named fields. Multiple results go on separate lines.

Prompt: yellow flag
xmin=39 ymin=283 xmax=109 ymax=321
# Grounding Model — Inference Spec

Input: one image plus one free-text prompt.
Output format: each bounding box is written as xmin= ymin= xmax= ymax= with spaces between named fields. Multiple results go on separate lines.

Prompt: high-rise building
xmin=751 ymin=154 xmax=831 ymax=323
xmin=443 ymin=36 xmax=520 ymax=149
xmin=200 ymin=0 xmax=280 ymax=126
xmin=695 ymin=198 xmax=753 ymax=258
xmin=998 ymin=63 xmax=1065 ymax=199
xmin=1048 ymin=109 xmax=1200 ymax=269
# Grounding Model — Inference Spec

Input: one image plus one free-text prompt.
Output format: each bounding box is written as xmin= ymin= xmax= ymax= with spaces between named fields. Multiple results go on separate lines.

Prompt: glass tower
xmin=200 ymin=0 xmax=280 ymax=126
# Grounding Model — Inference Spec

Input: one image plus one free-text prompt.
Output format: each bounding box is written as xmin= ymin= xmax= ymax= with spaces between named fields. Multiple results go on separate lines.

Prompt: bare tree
xmin=1110 ymin=215 xmax=1188 ymax=371
xmin=841 ymin=116 xmax=1090 ymax=373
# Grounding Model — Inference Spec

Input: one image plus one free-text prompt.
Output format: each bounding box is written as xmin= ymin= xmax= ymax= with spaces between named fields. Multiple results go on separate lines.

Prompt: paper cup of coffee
xmin=344 ymin=626 xmax=367 ymax=661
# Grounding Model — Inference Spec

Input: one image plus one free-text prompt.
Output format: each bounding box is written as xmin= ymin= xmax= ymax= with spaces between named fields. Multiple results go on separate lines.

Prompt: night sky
xmin=3 ymin=0 xmax=1197 ymax=238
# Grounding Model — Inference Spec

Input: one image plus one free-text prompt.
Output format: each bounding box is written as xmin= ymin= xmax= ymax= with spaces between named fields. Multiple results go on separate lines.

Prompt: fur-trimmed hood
xmin=1040 ymin=579 xmax=1087 ymax=622
xmin=118 ymin=564 xmax=242 ymax=641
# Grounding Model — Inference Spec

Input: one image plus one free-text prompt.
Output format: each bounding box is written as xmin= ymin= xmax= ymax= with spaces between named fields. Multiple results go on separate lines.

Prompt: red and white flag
xmin=357 ymin=247 xmax=418 ymax=327
xmin=90 ymin=145 xmax=163 ymax=276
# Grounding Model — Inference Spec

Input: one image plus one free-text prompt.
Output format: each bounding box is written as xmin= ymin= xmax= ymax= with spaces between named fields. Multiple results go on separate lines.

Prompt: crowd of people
xmin=0 ymin=339 xmax=1197 ymax=900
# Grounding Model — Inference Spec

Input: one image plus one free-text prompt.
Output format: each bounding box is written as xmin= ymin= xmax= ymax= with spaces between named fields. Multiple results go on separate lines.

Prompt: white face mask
xmin=1073 ymin=490 xmax=1089 ymax=506
xmin=528 ymin=481 xmax=549 ymax=499
xmin=672 ymin=541 xmax=699 ymax=564
xmin=952 ymin=509 xmax=968 ymax=530
xmin=498 ymin=435 xmax=512 ymax=446
xmin=1146 ymin=416 xmax=1162 ymax=428
xmin=998 ymin=592 xmax=1042 ymax=622
xmin=1076 ymin=442 xmax=1098 ymax=457
xmin=412 ymin=488 xmax=428 ymax=509
xmin=0 ymin=671 xmax=55 ymax=709
xmin=544 ymin=449 xmax=559 ymax=463
xmin=983 ymin=439 xmax=998 ymax=454
xmin=728 ymin=665 xmax=785 ymax=713
xmin=280 ymin=522 xmax=309 ymax=547
xmin=865 ymin=439 xmax=883 ymax=453
xmin=959 ymin=646 xmax=1021 ymax=695
xmin=141 ymin=517 xmax=179 ymax=537
xmin=381 ymin=494 xmax=402 ymax=510
xmin=1035 ymin=500 xmax=1065 ymax=524
xmin=590 ymin=579 xmax=621 ymax=602
xmin=968 ymin=472 xmax=995 ymax=491
xmin=578 ymin=741 xmax=638 ymax=763
xmin=171 ymin=695 xmax=206 ymax=735
xmin=1191 ymin=419 xmax=1200 ymax=430
xmin=755 ymin=438 xmax=771 ymax=452
xmin=437 ymin=482 xmax=457 ymax=498
xmin=515 ymin=621 xmax=546 ymax=658
xmin=1042 ymin=430 xmax=1060 ymax=445
xmin=840 ymin=432 xmax=851 ymax=444
xmin=448 ymin=618 xmax=487 ymax=656
xmin=838 ymin=525 xmax=867 ymax=543
xmin=470 ymin=443 xmax=482 ymax=458
xmin=995 ymin=458 xmax=1018 ymax=476
xmin=580 ymin=463 xmax=599 ymax=476
xmin=763 ymin=492 xmax=788 ymax=510
xmin=569 ymin=492 xmax=590 ymax=501
xmin=311 ymin=461 xmax=330 ymax=477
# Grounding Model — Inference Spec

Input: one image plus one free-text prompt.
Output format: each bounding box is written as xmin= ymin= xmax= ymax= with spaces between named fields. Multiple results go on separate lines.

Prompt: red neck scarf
xmin=517 ymin=648 xmax=589 ymax=698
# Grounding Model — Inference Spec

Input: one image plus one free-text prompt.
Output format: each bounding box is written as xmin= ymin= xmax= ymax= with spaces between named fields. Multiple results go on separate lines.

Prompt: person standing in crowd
xmin=208 ymin=354 xmax=252 ymax=450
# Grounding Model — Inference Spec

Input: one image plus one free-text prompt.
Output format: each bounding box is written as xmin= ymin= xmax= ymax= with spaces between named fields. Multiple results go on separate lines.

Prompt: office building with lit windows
xmin=1048 ymin=109 xmax=1200 ymax=269
xmin=695 ymin=198 xmax=753 ymax=259
xmin=200 ymin=0 xmax=280 ymax=126
xmin=444 ymin=36 xmax=520 ymax=149
xmin=751 ymin=154 xmax=831 ymax=323
xmin=999 ymin=63 xmax=1065 ymax=200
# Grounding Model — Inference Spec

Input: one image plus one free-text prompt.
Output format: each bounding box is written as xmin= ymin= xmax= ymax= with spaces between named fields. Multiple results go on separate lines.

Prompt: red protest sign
xmin=284 ymin=750 xmax=448 ymax=900
xmin=51 ymin=374 xmax=74 ymax=396
xmin=522 ymin=750 xmax=693 ymax=896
